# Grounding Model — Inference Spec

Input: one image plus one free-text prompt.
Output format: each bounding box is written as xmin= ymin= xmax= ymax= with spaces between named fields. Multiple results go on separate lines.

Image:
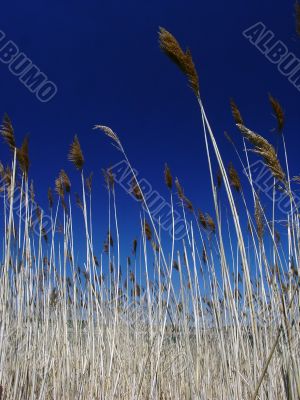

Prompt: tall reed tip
xmin=94 ymin=125 xmax=120 ymax=145
xmin=230 ymin=98 xmax=244 ymax=125
xmin=68 ymin=135 xmax=84 ymax=170
xmin=268 ymin=93 xmax=284 ymax=133
xmin=164 ymin=163 xmax=173 ymax=189
xmin=158 ymin=27 xmax=199 ymax=96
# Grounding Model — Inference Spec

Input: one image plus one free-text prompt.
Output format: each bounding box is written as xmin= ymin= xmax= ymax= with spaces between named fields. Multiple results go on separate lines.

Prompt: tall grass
xmin=0 ymin=29 xmax=299 ymax=399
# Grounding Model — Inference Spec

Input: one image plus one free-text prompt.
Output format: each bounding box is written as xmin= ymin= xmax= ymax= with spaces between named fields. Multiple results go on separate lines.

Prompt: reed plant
xmin=0 ymin=29 xmax=299 ymax=400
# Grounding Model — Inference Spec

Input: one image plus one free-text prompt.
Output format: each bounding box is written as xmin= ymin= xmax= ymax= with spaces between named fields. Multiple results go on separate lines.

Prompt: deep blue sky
xmin=0 ymin=0 xmax=299 ymax=269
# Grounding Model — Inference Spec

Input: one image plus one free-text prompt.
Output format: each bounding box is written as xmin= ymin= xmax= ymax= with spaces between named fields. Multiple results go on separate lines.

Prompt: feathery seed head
xmin=164 ymin=163 xmax=173 ymax=189
xmin=102 ymin=168 xmax=115 ymax=191
xmin=230 ymin=98 xmax=244 ymax=125
xmin=236 ymin=124 xmax=286 ymax=182
xmin=1 ymin=113 xmax=16 ymax=151
xmin=198 ymin=209 xmax=207 ymax=229
xmin=68 ymin=135 xmax=84 ymax=170
xmin=85 ymin=172 xmax=93 ymax=193
xmin=144 ymin=220 xmax=152 ymax=241
xmin=17 ymin=135 xmax=30 ymax=176
xmin=158 ymin=27 xmax=199 ymax=95
xmin=255 ymin=194 xmax=264 ymax=243
xmin=48 ymin=187 xmax=53 ymax=208
xmin=59 ymin=169 xmax=71 ymax=193
xmin=132 ymin=239 xmax=137 ymax=256
xmin=131 ymin=177 xmax=143 ymax=201
xmin=94 ymin=125 xmax=120 ymax=145
xmin=268 ymin=94 xmax=284 ymax=133
xmin=228 ymin=162 xmax=241 ymax=193
xmin=175 ymin=177 xmax=184 ymax=199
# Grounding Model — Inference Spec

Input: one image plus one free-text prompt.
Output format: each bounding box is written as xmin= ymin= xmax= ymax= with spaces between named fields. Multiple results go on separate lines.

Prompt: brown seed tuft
xmin=164 ymin=163 xmax=173 ymax=189
xmin=48 ymin=187 xmax=53 ymax=208
xmin=130 ymin=271 xmax=135 ymax=282
xmin=36 ymin=205 xmax=42 ymax=223
xmin=228 ymin=162 xmax=241 ymax=193
xmin=103 ymin=242 xmax=109 ymax=254
xmin=205 ymin=213 xmax=216 ymax=234
xmin=75 ymin=193 xmax=83 ymax=210
xmin=17 ymin=135 xmax=30 ymax=175
xmin=198 ymin=209 xmax=207 ymax=229
xmin=55 ymin=174 xmax=65 ymax=199
xmin=237 ymin=124 xmax=286 ymax=182
xmin=30 ymin=180 xmax=35 ymax=202
xmin=216 ymin=168 xmax=222 ymax=189
xmin=174 ymin=177 xmax=193 ymax=211
xmin=275 ymin=230 xmax=280 ymax=244
xmin=152 ymin=241 xmax=160 ymax=252
xmin=1 ymin=113 xmax=16 ymax=151
xmin=255 ymin=194 xmax=264 ymax=243
xmin=144 ymin=220 xmax=152 ymax=241
xmin=132 ymin=239 xmax=137 ymax=256
xmin=41 ymin=226 xmax=48 ymax=243
xmin=85 ymin=172 xmax=93 ymax=193
xmin=158 ymin=27 xmax=199 ymax=95
xmin=131 ymin=177 xmax=143 ymax=201
xmin=202 ymin=246 xmax=207 ymax=264
xmin=93 ymin=255 xmax=99 ymax=267
xmin=107 ymin=231 xmax=113 ymax=247
xmin=183 ymin=195 xmax=194 ymax=212
xmin=102 ymin=168 xmax=115 ymax=191
xmin=230 ymin=98 xmax=244 ymax=125
xmin=175 ymin=177 xmax=184 ymax=199
xmin=269 ymin=94 xmax=284 ymax=133
xmin=173 ymin=260 xmax=179 ymax=271
xmin=68 ymin=135 xmax=84 ymax=170
xmin=59 ymin=170 xmax=71 ymax=193
xmin=134 ymin=283 xmax=141 ymax=297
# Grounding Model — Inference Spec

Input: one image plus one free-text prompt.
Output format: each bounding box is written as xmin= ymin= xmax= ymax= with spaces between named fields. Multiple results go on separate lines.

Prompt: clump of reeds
xmin=0 ymin=24 xmax=300 ymax=400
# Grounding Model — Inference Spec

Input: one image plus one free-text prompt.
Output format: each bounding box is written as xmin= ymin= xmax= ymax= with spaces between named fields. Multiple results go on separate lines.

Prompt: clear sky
xmin=0 ymin=0 xmax=299 ymax=269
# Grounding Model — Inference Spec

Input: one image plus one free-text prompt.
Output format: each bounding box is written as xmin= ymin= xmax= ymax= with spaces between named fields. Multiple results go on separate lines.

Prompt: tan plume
xmin=68 ymin=135 xmax=84 ymax=170
xmin=230 ymin=98 xmax=244 ymax=125
xmin=237 ymin=124 xmax=286 ymax=182
xmin=158 ymin=27 xmax=199 ymax=95
xmin=268 ymin=94 xmax=284 ymax=133
xmin=94 ymin=125 xmax=120 ymax=145
xmin=1 ymin=113 xmax=16 ymax=151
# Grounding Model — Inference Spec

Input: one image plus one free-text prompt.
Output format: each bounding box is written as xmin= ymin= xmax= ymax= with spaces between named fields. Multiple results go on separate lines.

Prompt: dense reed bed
xmin=0 ymin=28 xmax=300 ymax=399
